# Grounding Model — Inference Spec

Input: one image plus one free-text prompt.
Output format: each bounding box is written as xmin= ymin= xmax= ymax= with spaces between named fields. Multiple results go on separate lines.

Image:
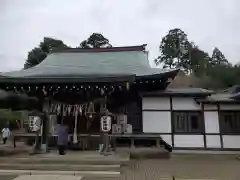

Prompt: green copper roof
xmin=0 ymin=46 xmax=179 ymax=83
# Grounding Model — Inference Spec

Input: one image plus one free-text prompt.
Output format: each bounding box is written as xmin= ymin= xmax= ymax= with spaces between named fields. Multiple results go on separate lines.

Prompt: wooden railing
xmin=14 ymin=133 xmax=172 ymax=152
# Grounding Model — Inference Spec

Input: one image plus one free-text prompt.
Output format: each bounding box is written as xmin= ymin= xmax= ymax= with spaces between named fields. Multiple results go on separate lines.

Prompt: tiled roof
xmin=167 ymin=88 xmax=213 ymax=94
xmin=197 ymin=85 xmax=240 ymax=103
xmin=1 ymin=45 xmax=178 ymax=79
xmin=141 ymin=88 xmax=212 ymax=97
xmin=230 ymin=92 xmax=240 ymax=99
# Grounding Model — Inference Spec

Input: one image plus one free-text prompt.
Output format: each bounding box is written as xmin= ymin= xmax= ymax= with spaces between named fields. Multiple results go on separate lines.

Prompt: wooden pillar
xmin=156 ymin=138 xmax=160 ymax=148
xmin=40 ymin=98 xmax=50 ymax=153
xmin=130 ymin=138 xmax=135 ymax=148
xmin=41 ymin=112 xmax=48 ymax=153
xmin=201 ymin=103 xmax=207 ymax=148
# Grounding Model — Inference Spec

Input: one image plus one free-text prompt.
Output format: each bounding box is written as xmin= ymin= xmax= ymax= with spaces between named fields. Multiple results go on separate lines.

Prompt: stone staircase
xmin=0 ymin=152 xmax=129 ymax=178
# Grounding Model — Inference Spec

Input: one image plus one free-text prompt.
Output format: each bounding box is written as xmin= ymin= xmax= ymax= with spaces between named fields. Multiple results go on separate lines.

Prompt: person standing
xmin=56 ymin=118 xmax=69 ymax=155
xmin=2 ymin=126 xmax=11 ymax=144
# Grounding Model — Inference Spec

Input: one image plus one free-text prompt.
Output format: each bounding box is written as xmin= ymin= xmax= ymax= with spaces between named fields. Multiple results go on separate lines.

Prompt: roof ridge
xmin=51 ymin=44 xmax=147 ymax=54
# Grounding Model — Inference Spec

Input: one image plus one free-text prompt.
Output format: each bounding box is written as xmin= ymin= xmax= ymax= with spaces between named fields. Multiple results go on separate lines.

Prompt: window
xmin=219 ymin=112 xmax=240 ymax=134
xmin=173 ymin=112 xmax=203 ymax=133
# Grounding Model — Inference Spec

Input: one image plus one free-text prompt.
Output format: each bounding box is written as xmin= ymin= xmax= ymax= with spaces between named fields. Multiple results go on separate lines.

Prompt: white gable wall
xmin=219 ymin=104 xmax=240 ymax=110
xmin=142 ymin=97 xmax=170 ymax=110
xmin=172 ymin=97 xmax=201 ymax=110
xmin=204 ymin=104 xmax=218 ymax=110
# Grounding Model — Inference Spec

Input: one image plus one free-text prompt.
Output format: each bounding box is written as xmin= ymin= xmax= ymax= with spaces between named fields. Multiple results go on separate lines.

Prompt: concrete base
xmin=40 ymin=144 xmax=47 ymax=153
xmin=0 ymin=169 xmax=119 ymax=177
xmin=173 ymin=149 xmax=240 ymax=154
xmin=13 ymin=175 xmax=82 ymax=180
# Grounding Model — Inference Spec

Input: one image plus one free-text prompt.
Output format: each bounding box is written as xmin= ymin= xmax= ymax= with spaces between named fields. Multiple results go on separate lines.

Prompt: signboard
xmin=29 ymin=116 xmax=41 ymax=132
xmin=101 ymin=116 xmax=112 ymax=132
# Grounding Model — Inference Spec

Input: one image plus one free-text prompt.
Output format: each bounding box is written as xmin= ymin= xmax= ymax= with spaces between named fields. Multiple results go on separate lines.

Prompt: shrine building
xmin=0 ymin=45 xmax=240 ymax=152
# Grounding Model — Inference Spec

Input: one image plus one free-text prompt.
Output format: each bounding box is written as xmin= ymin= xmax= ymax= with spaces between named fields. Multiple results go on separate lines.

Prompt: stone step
xmin=0 ymin=169 xmax=120 ymax=178
xmin=0 ymin=155 xmax=129 ymax=165
xmin=0 ymin=163 xmax=121 ymax=172
xmin=11 ymin=175 xmax=83 ymax=180
xmin=128 ymin=148 xmax=170 ymax=159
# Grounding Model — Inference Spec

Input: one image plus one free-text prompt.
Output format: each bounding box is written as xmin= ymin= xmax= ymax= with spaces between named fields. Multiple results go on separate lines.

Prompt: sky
xmin=0 ymin=0 xmax=240 ymax=72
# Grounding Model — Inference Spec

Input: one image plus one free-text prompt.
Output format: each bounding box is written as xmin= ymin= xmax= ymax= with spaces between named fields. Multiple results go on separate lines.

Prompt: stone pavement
xmin=119 ymin=155 xmax=240 ymax=180
xmin=0 ymin=142 xmax=31 ymax=156
xmin=82 ymin=154 xmax=240 ymax=180
xmin=1 ymin=153 xmax=240 ymax=180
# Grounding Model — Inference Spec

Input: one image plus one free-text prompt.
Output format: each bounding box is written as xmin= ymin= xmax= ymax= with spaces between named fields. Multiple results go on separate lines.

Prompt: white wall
xmin=172 ymin=97 xmax=201 ymax=110
xmin=219 ymin=104 xmax=240 ymax=110
xmin=206 ymin=135 xmax=221 ymax=148
xmin=142 ymin=96 xmax=240 ymax=150
xmin=142 ymin=111 xmax=171 ymax=133
xmin=204 ymin=104 xmax=217 ymax=110
xmin=142 ymin=97 xmax=170 ymax=110
xmin=204 ymin=111 xmax=220 ymax=133
xmin=223 ymin=136 xmax=240 ymax=148
xmin=174 ymin=135 xmax=204 ymax=147
xmin=161 ymin=135 xmax=172 ymax=145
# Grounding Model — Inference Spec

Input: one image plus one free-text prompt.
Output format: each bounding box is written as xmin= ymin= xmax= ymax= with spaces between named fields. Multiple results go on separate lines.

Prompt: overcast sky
xmin=0 ymin=0 xmax=240 ymax=72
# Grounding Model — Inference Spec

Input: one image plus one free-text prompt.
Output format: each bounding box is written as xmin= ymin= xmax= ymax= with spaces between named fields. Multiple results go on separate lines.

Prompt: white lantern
xmin=101 ymin=116 xmax=112 ymax=132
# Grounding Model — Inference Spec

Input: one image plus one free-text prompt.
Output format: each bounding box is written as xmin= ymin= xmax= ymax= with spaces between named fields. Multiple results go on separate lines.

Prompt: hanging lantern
xmin=79 ymin=105 xmax=82 ymax=115
xmin=101 ymin=88 xmax=104 ymax=95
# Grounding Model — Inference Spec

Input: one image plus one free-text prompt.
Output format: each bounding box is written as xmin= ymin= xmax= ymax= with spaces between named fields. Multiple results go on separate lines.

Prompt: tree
xmin=78 ymin=33 xmax=112 ymax=48
xmin=211 ymin=47 xmax=229 ymax=66
xmin=39 ymin=37 xmax=68 ymax=54
xmin=24 ymin=37 xmax=68 ymax=69
xmin=155 ymin=28 xmax=240 ymax=89
xmin=24 ymin=48 xmax=47 ymax=69
xmin=201 ymin=47 xmax=235 ymax=88
xmin=183 ymin=44 xmax=211 ymax=77
xmin=155 ymin=28 xmax=190 ymax=70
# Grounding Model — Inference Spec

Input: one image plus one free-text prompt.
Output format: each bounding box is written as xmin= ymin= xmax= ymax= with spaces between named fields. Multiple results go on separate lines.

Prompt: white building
xmin=142 ymin=87 xmax=240 ymax=151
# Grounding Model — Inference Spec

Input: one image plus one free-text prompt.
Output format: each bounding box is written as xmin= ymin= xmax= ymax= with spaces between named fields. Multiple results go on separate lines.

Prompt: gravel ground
xmin=83 ymin=155 xmax=240 ymax=180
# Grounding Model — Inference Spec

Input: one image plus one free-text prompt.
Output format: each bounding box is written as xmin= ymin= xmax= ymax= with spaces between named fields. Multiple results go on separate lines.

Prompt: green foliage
xmin=0 ymin=109 xmax=25 ymax=129
xmin=24 ymin=33 xmax=112 ymax=69
xmin=24 ymin=37 xmax=69 ymax=69
xmin=155 ymin=28 xmax=190 ymax=70
xmin=0 ymin=109 xmax=22 ymax=121
xmin=0 ymin=90 xmax=39 ymax=111
xmin=156 ymin=28 xmax=240 ymax=89
xmin=24 ymin=48 xmax=47 ymax=69
xmin=39 ymin=37 xmax=68 ymax=54
xmin=211 ymin=47 xmax=230 ymax=66
xmin=187 ymin=46 xmax=210 ymax=77
xmin=78 ymin=33 xmax=112 ymax=48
